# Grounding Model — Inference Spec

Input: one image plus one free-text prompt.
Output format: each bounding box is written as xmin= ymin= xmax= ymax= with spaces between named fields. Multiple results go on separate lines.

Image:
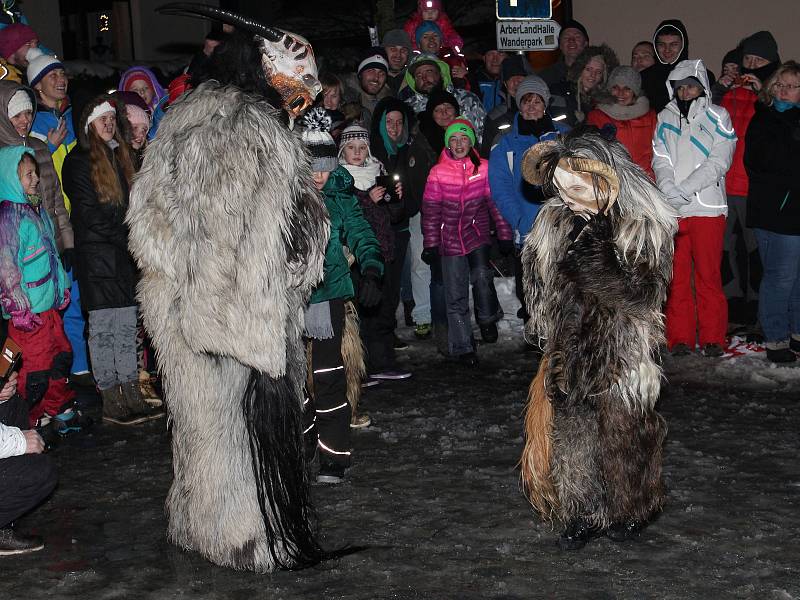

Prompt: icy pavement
xmin=1 ymin=279 xmax=798 ymax=599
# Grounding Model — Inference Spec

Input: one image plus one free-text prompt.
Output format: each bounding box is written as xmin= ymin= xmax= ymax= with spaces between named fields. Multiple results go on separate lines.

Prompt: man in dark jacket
xmin=538 ymin=20 xmax=588 ymax=90
xmin=468 ymin=46 xmax=508 ymax=113
xmin=480 ymin=54 xmax=529 ymax=157
xmin=640 ymin=19 xmax=715 ymax=113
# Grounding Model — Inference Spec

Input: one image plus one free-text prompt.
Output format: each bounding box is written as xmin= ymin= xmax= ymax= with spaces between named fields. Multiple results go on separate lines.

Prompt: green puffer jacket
xmin=310 ymin=166 xmax=384 ymax=304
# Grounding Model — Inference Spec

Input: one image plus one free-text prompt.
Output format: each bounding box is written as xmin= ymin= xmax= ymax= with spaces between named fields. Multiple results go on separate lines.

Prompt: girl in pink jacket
xmin=422 ymin=117 xmax=512 ymax=366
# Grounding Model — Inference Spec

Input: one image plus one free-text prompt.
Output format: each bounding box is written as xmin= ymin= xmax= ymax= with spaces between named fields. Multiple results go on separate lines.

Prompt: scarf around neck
xmin=341 ymin=157 xmax=384 ymax=191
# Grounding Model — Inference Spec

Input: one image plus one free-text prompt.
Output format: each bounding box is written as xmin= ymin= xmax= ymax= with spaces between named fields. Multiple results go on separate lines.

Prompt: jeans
xmin=441 ymin=245 xmax=503 ymax=355
xmin=753 ymin=228 xmax=800 ymax=343
xmin=87 ymin=306 xmax=138 ymax=390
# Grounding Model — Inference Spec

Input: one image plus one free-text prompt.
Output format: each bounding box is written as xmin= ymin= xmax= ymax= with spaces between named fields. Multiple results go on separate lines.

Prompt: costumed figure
xmin=518 ymin=128 xmax=677 ymax=550
xmin=126 ymin=4 xmax=330 ymax=572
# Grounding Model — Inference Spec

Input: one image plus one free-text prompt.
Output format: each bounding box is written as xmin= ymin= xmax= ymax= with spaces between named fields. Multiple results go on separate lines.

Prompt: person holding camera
xmin=718 ymin=32 xmax=782 ymax=314
xmin=338 ymin=124 xmax=410 ymax=380
xmin=0 ymin=343 xmax=58 ymax=556
xmin=422 ymin=117 xmax=512 ymax=366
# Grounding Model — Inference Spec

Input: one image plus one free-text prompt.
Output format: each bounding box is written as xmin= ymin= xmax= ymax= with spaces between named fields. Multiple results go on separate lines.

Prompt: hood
xmin=118 ymin=66 xmax=166 ymax=110
xmin=403 ymin=54 xmax=453 ymax=94
xmin=567 ymin=44 xmax=620 ymax=87
xmin=653 ymin=19 xmax=689 ymax=65
xmin=370 ymin=96 xmax=416 ymax=158
xmin=0 ymin=145 xmax=36 ymax=204
xmin=0 ymin=80 xmax=36 ymax=146
xmin=666 ymin=59 xmax=711 ymax=101
xmin=322 ymin=165 xmax=354 ymax=194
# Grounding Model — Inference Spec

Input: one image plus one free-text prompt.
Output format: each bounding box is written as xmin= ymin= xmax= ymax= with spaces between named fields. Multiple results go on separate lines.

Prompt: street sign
xmin=496 ymin=20 xmax=561 ymax=51
xmin=496 ymin=0 xmax=552 ymax=20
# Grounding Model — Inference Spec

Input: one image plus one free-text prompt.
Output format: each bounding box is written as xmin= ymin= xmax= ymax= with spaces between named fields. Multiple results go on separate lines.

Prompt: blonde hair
xmin=759 ymin=60 xmax=800 ymax=105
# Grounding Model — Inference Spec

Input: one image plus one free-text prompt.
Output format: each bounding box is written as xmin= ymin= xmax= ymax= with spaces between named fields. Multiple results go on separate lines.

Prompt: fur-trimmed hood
xmin=567 ymin=44 xmax=620 ymax=88
xmin=0 ymin=80 xmax=36 ymax=146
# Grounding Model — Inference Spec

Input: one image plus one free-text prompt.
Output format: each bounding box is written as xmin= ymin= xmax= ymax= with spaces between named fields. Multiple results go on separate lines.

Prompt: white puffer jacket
xmin=652 ymin=59 xmax=736 ymax=218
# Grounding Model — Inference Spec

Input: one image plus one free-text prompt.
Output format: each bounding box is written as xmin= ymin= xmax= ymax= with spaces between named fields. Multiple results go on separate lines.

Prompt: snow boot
xmin=480 ymin=323 xmax=498 ymax=343
xmin=102 ymin=386 xmax=148 ymax=425
xmin=121 ymin=381 xmax=165 ymax=421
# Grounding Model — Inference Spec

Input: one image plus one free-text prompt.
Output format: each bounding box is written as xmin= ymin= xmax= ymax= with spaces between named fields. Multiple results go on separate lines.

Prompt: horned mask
xmin=157 ymin=3 xmax=322 ymax=118
xmin=521 ymin=141 xmax=620 ymax=216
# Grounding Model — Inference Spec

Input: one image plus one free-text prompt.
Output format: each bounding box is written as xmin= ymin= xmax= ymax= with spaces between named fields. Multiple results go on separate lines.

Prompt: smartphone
xmin=375 ymin=174 xmax=401 ymax=203
xmin=0 ymin=337 xmax=22 ymax=389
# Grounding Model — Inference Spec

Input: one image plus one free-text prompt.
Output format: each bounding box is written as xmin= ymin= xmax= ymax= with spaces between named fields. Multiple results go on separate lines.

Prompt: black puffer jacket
xmin=744 ymin=103 xmax=800 ymax=235
xmin=61 ymin=98 xmax=137 ymax=311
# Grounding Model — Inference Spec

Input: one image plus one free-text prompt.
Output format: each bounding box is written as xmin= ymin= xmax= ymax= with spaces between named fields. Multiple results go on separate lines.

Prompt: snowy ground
xmin=1 ymin=278 xmax=798 ymax=599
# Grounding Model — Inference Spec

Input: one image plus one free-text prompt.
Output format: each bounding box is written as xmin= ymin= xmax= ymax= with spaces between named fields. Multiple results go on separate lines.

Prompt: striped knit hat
xmin=300 ymin=107 xmax=338 ymax=172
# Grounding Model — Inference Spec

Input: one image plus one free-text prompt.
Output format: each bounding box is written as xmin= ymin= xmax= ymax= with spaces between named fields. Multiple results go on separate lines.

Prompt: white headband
xmin=84 ymin=101 xmax=116 ymax=134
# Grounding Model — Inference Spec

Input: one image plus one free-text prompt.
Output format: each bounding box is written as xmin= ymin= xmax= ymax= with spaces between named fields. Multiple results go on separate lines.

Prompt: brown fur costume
xmin=519 ymin=129 xmax=676 ymax=534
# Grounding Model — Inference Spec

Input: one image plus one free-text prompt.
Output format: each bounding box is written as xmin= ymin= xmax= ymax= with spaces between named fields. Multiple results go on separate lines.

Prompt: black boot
xmin=0 ymin=526 xmax=44 ymax=556
xmin=558 ymin=519 xmax=598 ymax=551
xmin=606 ymin=520 xmax=644 ymax=542
xmin=480 ymin=323 xmax=498 ymax=343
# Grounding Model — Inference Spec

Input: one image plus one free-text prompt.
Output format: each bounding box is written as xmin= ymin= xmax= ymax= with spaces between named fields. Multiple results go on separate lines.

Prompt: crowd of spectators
xmin=1 ymin=2 xmax=799 ymax=550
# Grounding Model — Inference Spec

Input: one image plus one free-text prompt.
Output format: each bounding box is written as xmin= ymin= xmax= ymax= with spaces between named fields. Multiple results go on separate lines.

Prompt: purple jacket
xmin=422 ymin=150 xmax=512 ymax=256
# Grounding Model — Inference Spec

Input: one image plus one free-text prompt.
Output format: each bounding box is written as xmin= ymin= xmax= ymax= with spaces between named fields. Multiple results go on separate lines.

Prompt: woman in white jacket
xmin=652 ymin=59 xmax=736 ymax=357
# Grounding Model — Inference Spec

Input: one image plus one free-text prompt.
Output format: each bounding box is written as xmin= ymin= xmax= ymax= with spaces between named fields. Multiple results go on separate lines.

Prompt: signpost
xmin=496 ymin=20 xmax=560 ymax=51
xmin=496 ymin=0 xmax=552 ymax=20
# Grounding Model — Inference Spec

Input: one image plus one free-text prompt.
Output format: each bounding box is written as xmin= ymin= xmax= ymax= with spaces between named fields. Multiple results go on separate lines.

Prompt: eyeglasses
xmin=772 ymin=82 xmax=800 ymax=91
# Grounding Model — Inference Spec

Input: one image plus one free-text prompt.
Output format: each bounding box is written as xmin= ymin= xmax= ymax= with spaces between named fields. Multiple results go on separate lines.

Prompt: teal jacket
xmin=310 ymin=167 xmax=383 ymax=304
xmin=0 ymin=146 xmax=69 ymax=318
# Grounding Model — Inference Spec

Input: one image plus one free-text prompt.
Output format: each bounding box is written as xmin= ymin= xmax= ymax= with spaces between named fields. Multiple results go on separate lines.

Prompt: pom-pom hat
xmin=300 ymin=107 xmax=338 ymax=172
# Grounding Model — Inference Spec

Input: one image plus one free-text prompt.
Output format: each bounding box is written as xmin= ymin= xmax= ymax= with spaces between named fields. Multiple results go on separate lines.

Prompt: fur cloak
xmin=519 ymin=132 xmax=676 ymax=530
xmin=126 ymin=80 xmax=330 ymax=571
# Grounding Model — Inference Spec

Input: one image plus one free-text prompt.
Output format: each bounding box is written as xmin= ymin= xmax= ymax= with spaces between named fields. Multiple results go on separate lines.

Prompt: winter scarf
xmin=596 ymin=95 xmax=651 ymax=121
xmin=340 ymin=157 xmax=384 ymax=191
xmin=518 ymin=114 xmax=556 ymax=138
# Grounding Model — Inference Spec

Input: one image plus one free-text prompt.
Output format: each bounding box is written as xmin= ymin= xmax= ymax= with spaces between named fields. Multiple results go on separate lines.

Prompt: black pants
xmin=514 ymin=247 xmax=529 ymax=323
xmin=357 ymin=230 xmax=410 ymax=372
xmin=0 ymin=393 xmax=58 ymax=528
xmin=304 ymin=299 xmax=351 ymax=468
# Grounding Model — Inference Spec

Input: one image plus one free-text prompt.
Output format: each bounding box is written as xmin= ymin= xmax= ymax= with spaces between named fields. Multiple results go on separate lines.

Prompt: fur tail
xmin=341 ymin=300 xmax=365 ymax=415
xmin=520 ymin=356 xmax=559 ymax=520
xmin=243 ymin=369 xmax=323 ymax=570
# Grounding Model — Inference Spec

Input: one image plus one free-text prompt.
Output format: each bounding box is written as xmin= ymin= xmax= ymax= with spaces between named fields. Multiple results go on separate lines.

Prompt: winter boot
xmin=102 ymin=386 xmax=147 ymax=425
xmin=121 ymin=381 xmax=165 ymax=421
xmin=480 ymin=323 xmax=498 ymax=343
xmin=0 ymin=525 xmax=44 ymax=556
xmin=138 ymin=370 xmax=163 ymax=407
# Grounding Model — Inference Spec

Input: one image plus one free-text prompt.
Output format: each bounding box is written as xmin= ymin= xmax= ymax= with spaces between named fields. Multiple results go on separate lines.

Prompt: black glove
xmin=60 ymin=248 xmax=74 ymax=272
xmin=497 ymin=239 xmax=515 ymax=256
xmin=421 ymin=246 xmax=439 ymax=265
xmin=358 ymin=267 xmax=382 ymax=308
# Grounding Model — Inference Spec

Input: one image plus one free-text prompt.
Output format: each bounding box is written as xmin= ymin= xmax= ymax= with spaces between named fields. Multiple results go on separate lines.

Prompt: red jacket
xmin=586 ymin=101 xmax=657 ymax=180
xmin=720 ymin=86 xmax=757 ymax=197
xmin=403 ymin=12 xmax=463 ymax=51
xmin=422 ymin=150 xmax=512 ymax=256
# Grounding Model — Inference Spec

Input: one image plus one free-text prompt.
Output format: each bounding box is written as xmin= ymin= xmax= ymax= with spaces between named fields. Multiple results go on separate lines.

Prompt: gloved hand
xmin=421 ymin=246 xmax=439 ymax=265
xmin=358 ymin=267 xmax=382 ymax=308
xmin=660 ymin=181 xmax=691 ymax=207
xmin=11 ymin=310 xmax=42 ymax=332
xmin=497 ymin=239 xmax=515 ymax=256
xmin=60 ymin=248 xmax=74 ymax=272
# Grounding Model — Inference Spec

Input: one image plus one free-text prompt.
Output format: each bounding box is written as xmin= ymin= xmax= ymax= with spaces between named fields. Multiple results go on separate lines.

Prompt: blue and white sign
xmin=496 ymin=0 xmax=552 ymax=20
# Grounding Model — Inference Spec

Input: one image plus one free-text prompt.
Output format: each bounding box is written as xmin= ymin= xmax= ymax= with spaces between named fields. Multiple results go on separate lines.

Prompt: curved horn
xmin=563 ymin=157 xmax=621 ymax=210
xmin=521 ymin=140 xmax=559 ymax=186
xmin=156 ymin=3 xmax=283 ymax=41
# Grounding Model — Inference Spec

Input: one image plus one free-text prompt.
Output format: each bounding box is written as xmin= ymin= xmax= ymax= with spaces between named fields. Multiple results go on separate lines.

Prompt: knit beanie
xmin=741 ymin=31 xmax=779 ymax=64
xmin=339 ymin=123 xmax=370 ymax=148
xmin=382 ymin=29 xmax=412 ymax=52
xmin=300 ymin=107 xmax=337 ymax=172
xmin=358 ymin=48 xmax=389 ymax=76
xmin=418 ymin=0 xmax=442 ymax=11
xmin=559 ymin=19 xmax=589 ymax=43
xmin=27 ymin=54 xmax=64 ymax=88
xmin=722 ymin=47 xmax=742 ymax=69
xmin=125 ymin=103 xmax=151 ymax=129
xmin=444 ymin=116 xmax=476 ymax=147
xmin=123 ymin=72 xmax=153 ymax=93
xmin=501 ymin=54 xmax=529 ymax=82
xmin=7 ymin=89 xmax=32 ymax=118
xmin=84 ymin=101 xmax=116 ymax=135
xmin=606 ymin=66 xmax=641 ymax=97
xmin=415 ymin=21 xmax=443 ymax=48
xmin=0 ymin=23 xmax=37 ymax=60
xmin=515 ymin=74 xmax=550 ymax=108
xmin=426 ymin=87 xmax=459 ymax=115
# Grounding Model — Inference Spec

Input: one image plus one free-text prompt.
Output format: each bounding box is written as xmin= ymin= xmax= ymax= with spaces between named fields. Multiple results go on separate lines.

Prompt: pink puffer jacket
xmin=422 ymin=150 xmax=512 ymax=256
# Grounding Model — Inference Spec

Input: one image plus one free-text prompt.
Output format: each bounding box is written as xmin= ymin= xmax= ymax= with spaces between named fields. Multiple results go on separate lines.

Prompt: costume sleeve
xmin=342 ymin=194 xmax=384 ymax=276
xmin=488 ymin=140 xmax=521 ymax=235
xmin=679 ymin=107 xmax=736 ymax=195
xmin=421 ymin=167 xmax=443 ymax=249
xmin=0 ymin=203 xmax=32 ymax=318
